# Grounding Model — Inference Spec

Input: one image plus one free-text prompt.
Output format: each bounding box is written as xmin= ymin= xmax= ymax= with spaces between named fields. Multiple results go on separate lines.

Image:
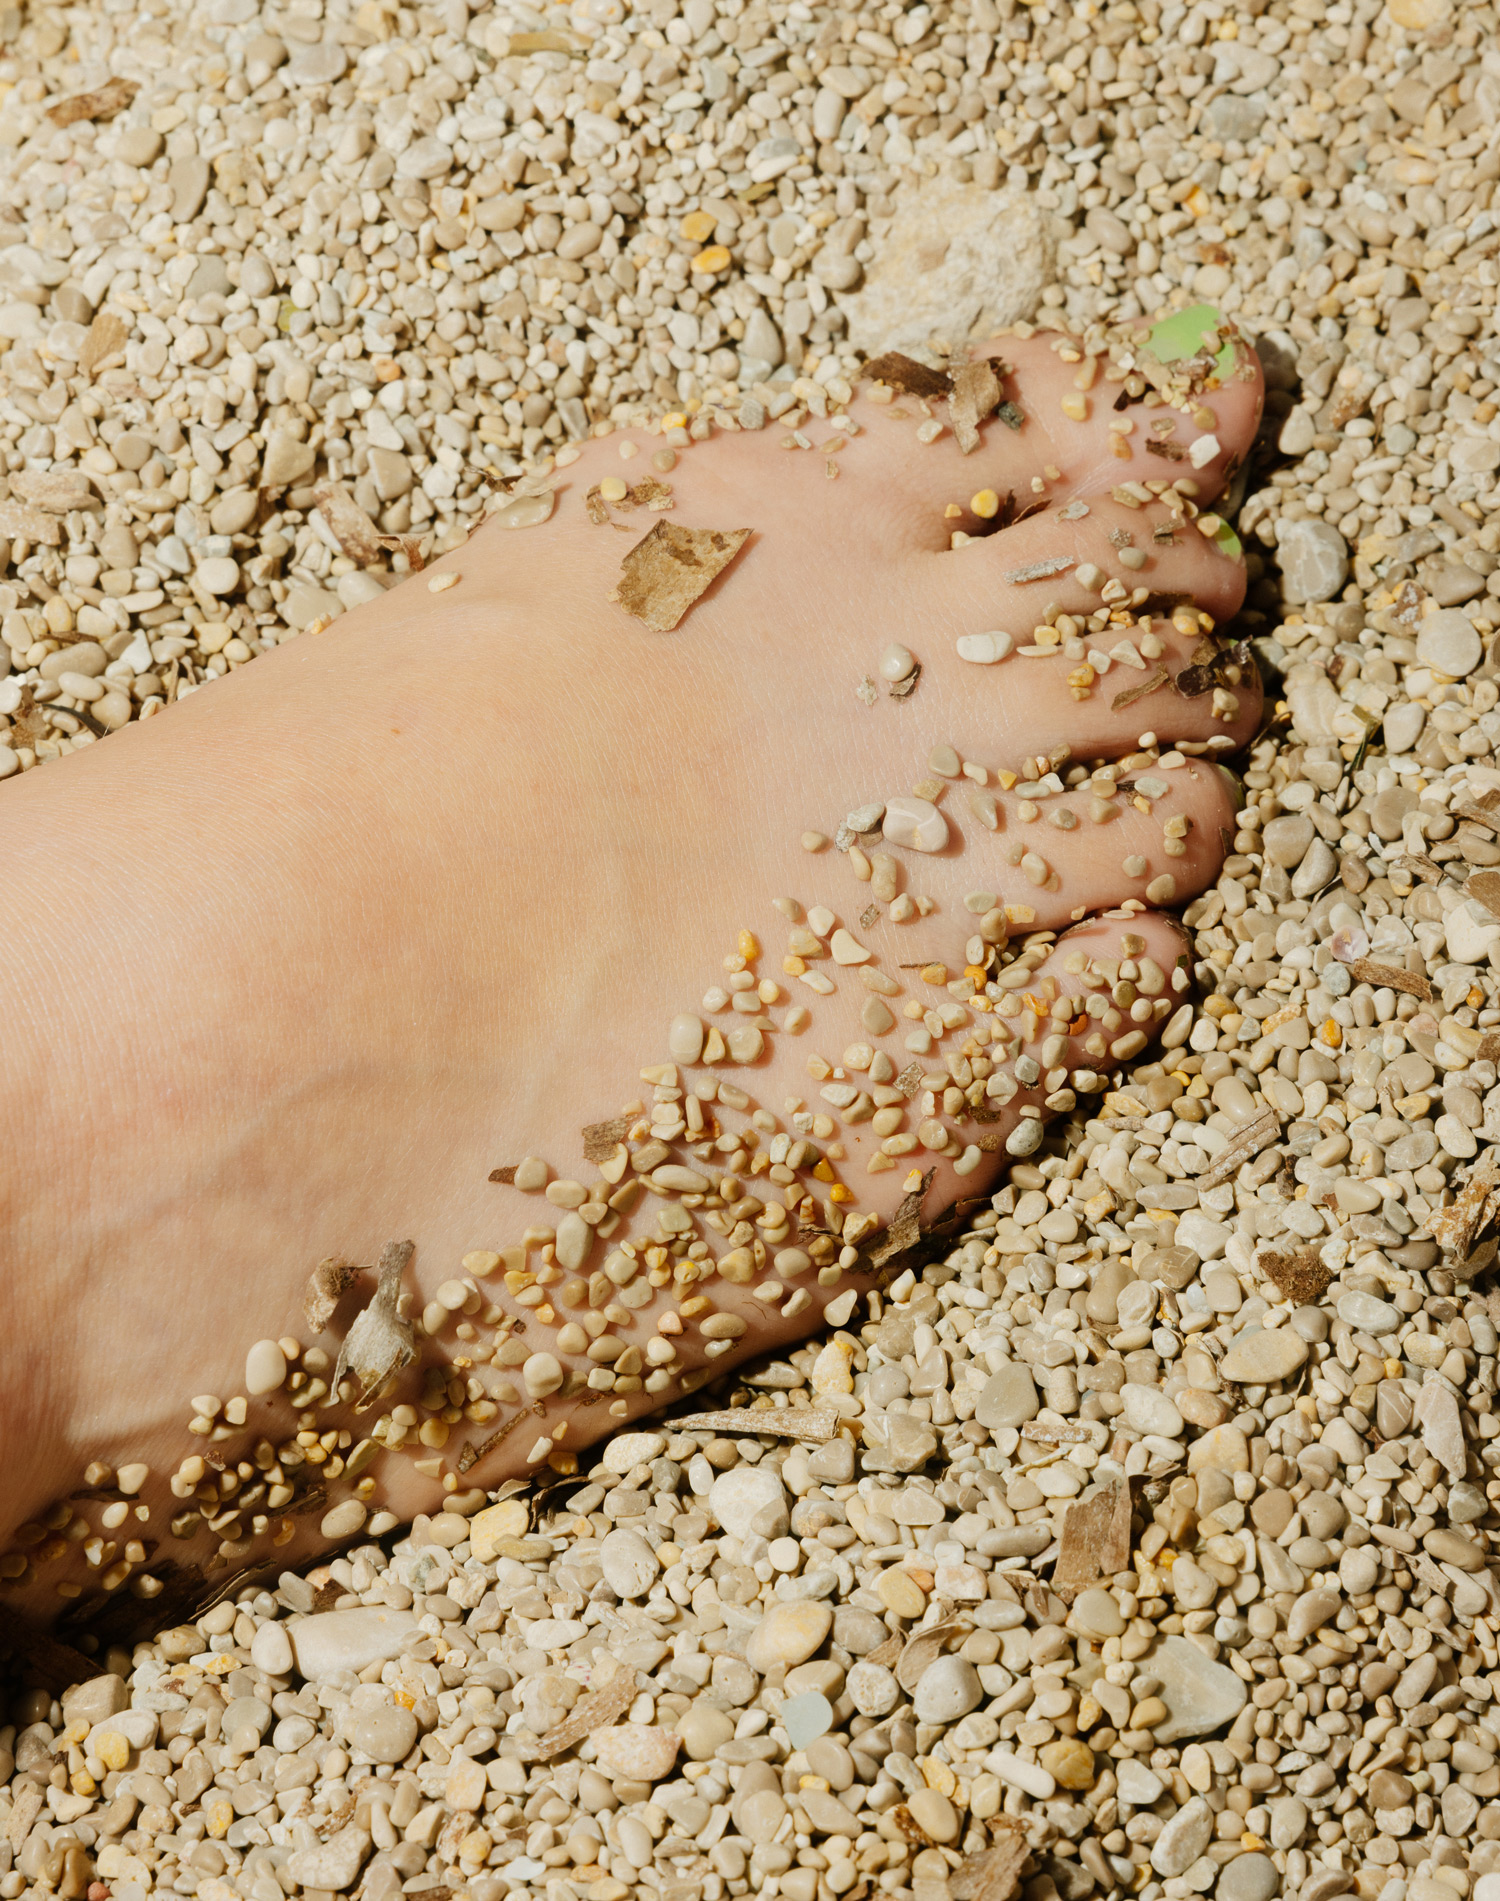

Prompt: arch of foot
xmin=0 ymin=314 xmax=1254 ymax=1617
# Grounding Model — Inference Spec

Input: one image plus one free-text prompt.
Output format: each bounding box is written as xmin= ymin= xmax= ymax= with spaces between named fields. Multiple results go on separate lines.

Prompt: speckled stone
xmin=592 ymin=1725 xmax=681 ymax=1782
xmin=913 ymin=1655 xmax=983 ymax=1724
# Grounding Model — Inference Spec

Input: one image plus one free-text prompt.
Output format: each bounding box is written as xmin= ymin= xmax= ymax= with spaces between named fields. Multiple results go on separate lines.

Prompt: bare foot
xmin=0 ymin=305 xmax=1263 ymax=1631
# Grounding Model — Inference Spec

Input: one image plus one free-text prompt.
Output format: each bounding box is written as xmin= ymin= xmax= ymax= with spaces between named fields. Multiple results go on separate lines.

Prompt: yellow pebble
xmin=692 ymin=244 xmax=731 ymax=273
xmin=95 ymin=1731 xmax=131 ymax=1772
xmin=738 ymin=929 xmax=761 ymax=961
xmin=599 ymin=475 xmax=628 ymax=502
xmin=1321 ymin=1019 xmax=1342 ymax=1047
xmin=204 ymin=1796 xmax=234 ymax=1839
xmin=970 ymin=488 xmax=1000 ymax=519
xmin=876 ymin=1568 xmax=927 ymax=1618
xmin=1060 ymin=393 xmax=1089 ymax=422
xmin=1131 ymin=1696 xmax=1169 ymax=1730
xmin=680 ymin=209 xmax=716 ymax=242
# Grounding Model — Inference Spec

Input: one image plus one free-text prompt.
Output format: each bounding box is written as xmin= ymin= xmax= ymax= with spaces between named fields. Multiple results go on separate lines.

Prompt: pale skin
xmin=0 ymin=316 xmax=1264 ymax=1630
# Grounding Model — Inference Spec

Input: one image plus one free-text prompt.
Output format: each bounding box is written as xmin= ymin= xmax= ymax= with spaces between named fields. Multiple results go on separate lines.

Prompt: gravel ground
xmin=7 ymin=1 xmax=1500 ymax=1901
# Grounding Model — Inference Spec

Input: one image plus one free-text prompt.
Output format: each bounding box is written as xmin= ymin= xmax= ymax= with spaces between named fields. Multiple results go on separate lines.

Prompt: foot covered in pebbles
xmin=0 ymin=305 xmax=1264 ymax=1628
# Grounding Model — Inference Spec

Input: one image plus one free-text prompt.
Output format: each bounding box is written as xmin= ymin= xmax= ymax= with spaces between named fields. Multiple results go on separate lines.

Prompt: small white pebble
xmin=957 ymin=631 xmax=1013 ymax=664
xmin=1188 ymin=433 xmax=1220 ymax=468
xmin=428 ymin=572 xmax=460 ymax=592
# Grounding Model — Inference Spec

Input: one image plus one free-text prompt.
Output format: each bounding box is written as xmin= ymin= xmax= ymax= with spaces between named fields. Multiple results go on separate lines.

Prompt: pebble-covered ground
xmin=6 ymin=2 xmax=1500 ymax=1901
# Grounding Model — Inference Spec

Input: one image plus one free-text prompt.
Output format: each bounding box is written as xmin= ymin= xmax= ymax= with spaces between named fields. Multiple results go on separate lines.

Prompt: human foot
xmin=0 ymin=305 xmax=1263 ymax=1629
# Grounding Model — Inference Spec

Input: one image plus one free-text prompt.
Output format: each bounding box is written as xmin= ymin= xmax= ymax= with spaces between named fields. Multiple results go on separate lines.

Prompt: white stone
xmin=599 ymin=1529 xmax=661 ymax=1598
xmin=1115 ymin=1760 xmax=1164 ymax=1805
xmin=668 ymin=1014 xmax=704 ymax=1063
xmin=1121 ymin=1382 xmax=1184 ymax=1437
xmin=711 ymin=1465 xmax=788 ymax=1540
xmin=1148 ymin=1636 xmax=1248 ymax=1742
xmin=1416 ymin=608 xmax=1482 ymax=678
xmin=1277 ymin=518 xmax=1348 ymax=604
xmin=1151 ymin=1796 xmax=1214 ymax=1877
xmin=838 ymin=182 xmax=1050 ymax=356
xmin=245 ymin=1338 xmax=288 ymax=1395
xmin=956 ymin=631 xmax=1012 ymax=664
xmin=602 ymin=1430 xmax=668 ymax=1474
xmin=1174 ymin=1209 xmax=1230 ymax=1261
xmin=881 ymin=795 xmax=948 ymax=853
xmin=284 ymin=1826 xmax=370 ymax=1892
xmin=913 ymin=1656 xmax=984 ymax=1724
xmin=1219 ymin=1328 xmax=1309 ymax=1383
xmin=288 ymin=1608 xmax=416 ymax=1682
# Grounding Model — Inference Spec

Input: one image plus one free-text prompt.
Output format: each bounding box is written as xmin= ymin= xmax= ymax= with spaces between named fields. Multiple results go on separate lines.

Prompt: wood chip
xmin=1455 ymin=805 xmax=1500 ymax=832
xmin=948 ymin=359 xmax=1003 ymax=455
xmin=996 ymin=401 xmax=1025 ymax=430
xmin=949 ymin=1822 xmax=1031 ymax=1901
xmin=1144 ymin=438 xmax=1186 ymax=461
xmin=1344 ymin=957 xmax=1432 ymax=1001
xmin=1256 ymin=1244 xmax=1331 ymax=1306
xmin=375 ymin=531 xmax=431 ymax=572
xmin=1003 ymin=556 xmax=1075 ymax=585
xmin=895 ymin=1064 xmax=925 ymax=1099
xmin=46 ymin=75 xmax=137 ymax=125
xmin=670 ymin=1407 xmax=841 ymax=1442
xmin=866 ymin=1167 xmax=936 ymax=1275
xmin=1110 ymin=665 xmax=1170 ymax=712
xmin=888 ymin=660 xmax=921 ymax=700
xmin=583 ymin=1116 xmax=631 ymax=1164
xmin=863 ymin=351 xmax=952 ymax=398
xmin=531 ymin=1675 xmax=638 ymax=1760
xmin=6 ymin=1782 xmax=43 ymax=1854
xmin=332 ymin=1239 xmax=416 ymax=1411
xmin=304 ymin=1257 xmax=361 ymax=1334
xmin=1053 ymin=1477 xmax=1132 ymax=1598
xmin=1022 ymin=1420 xmax=1094 ymax=1444
xmin=1197 ymin=1105 xmax=1279 ymax=1189
xmin=489 ymin=1165 xmax=519 ymax=1184
xmin=1467 ymin=872 xmax=1500 ymax=918
xmin=313 ymin=482 xmax=384 ymax=564
xmin=1429 ymin=1153 xmax=1500 ymax=1259
xmin=613 ymin=520 xmax=751 ymax=632
xmin=78 ymin=312 xmax=130 ymax=378
xmin=1387 ymin=852 xmax=1443 ymax=887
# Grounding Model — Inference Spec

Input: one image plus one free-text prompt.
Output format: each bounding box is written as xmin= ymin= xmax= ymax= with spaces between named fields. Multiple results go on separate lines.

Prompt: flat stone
xmin=1261 ymin=814 xmax=1314 ymax=868
xmin=861 ymin=1411 xmax=938 ymax=1472
xmin=907 ymin=1787 xmax=959 ymax=1844
xmin=1336 ymin=1291 xmax=1400 ymax=1335
xmin=976 ymin=1364 xmax=1039 ymax=1430
xmin=1415 ymin=1383 xmax=1465 ymax=1479
xmin=602 ymin=1430 xmax=668 ymax=1474
xmin=1116 ymin=1759 xmax=1164 ymax=1805
xmin=599 ymin=1529 xmax=661 ymax=1599
xmin=1151 ymin=1796 xmax=1215 ymax=1877
xmin=746 ymin=1600 xmax=834 ymax=1672
xmin=1292 ymin=837 xmax=1337 ymax=899
xmin=469 ymin=1498 xmax=530 ymax=1560
xmin=781 ymin=1691 xmax=834 ymax=1749
xmin=1039 ymin=1739 xmax=1095 ymax=1791
xmin=1087 ymin=1258 xmax=1137 ymax=1324
xmin=1218 ymin=1854 xmax=1279 ymax=1901
xmin=1219 ymin=1328 xmax=1309 ymax=1383
xmin=284 ymin=1826 xmax=371 ymax=1893
xmin=1384 ymin=701 xmax=1426 ymax=755
xmin=349 ymin=1703 xmax=419 ymax=1764
xmin=592 ymin=1725 xmax=681 ymax=1782
xmin=1069 ymin=1588 xmax=1126 ymax=1640
xmin=1147 ymin=1636 xmax=1248 ymax=1742
xmin=1122 ymin=1382 xmax=1184 ymax=1437
xmin=1278 ymin=518 xmax=1348 ymax=604
xmin=1188 ymin=1426 xmax=1250 ymax=1475
xmin=288 ymin=1608 xmax=416 ymax=1682
xmin=1416 ymin=607 xmax=1482 ymax=677
xmin=1287 ymin=1589 xmax=1341 ymax=1643
xmin=711 ymin=1466 xmax=789 ymax=1541
xmin=913 ymin=1655 xmax=983 ymax=1724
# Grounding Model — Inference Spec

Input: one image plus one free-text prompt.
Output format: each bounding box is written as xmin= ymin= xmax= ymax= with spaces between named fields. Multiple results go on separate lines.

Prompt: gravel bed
xmin=5 ymin=1 xmax=1500 ymax=1900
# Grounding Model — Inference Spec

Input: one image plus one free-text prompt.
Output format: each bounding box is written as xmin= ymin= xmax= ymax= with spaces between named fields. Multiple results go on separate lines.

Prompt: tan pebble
xmin=1040 ymin=1739 xmax=1096 ymax=1789
xmin=876 ymin=1569 xmax=927 ymax=1618
xmin=428 ymin=571 xmax=460 ymax=592
xmin=1131 ymin=1696 xmax=1169 ymax=1730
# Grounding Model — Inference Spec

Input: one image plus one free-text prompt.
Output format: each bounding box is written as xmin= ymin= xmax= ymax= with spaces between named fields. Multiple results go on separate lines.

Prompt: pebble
xmin=956 ymin=631 xmax=1013 ymax=664
xmin=284 ymin=1825 xmax=372 ymax=1893
xmin=1218 ymin=1854 xmax=1280 ymax=1901
xmin=1148 ymin=1637 xmax=1249 ymax=1742
xmin=468 ymin=1497 xmax=530 ymax=1559
xmin=249 ymin=1621 xmax=295 ymax=1676
xmin=907 ymin=1787 xmax=959 ymax=1843
xmin=745 ymin=1601 xmax=834 ymax=1672
xmin=599 ymin=1528 xmax=661 ymax=1598
xmin=245 ymin=1337 xmax=288 ymax=1395
xmin=349 ymin=1703 xmax=419 ymax=1764
xmin=288 ymin=1608 xmax=416 ymax=1682
xmin=881 ymin=795 xmax=949 ymax=854
xmin=1151 ymin=1796 xmax=1215 ymax=1876
xmin=1335 ymin=1291 xmax=1401 ymax=1336
xmin=602 ymin=1431 xmax=668 ymax=1473
xmin=1217 ymin=1328 xmax=1309 ymax=1383
xmin=975 ymin=1364 xmax=1039 ymax=1429
xmin=913 ymin=1655 xmax=983 ymax=1724
xmin=847 ymin=1661 xmax=900 ymax=1716
xmin=1039 ymin=1739 xmax=1095 ymax=1790
xmin=1415 ymin=607 xmax=1483 ymax=677
xmin=1277 ymin=518 xmax=1349 ymax=603
xmin=1122 ymin=1382 xmax=1184 ymax=1437
xmin=711 ymin=1466 xmax=789 ymax=1540
xmin=445 ymin=1755 xmax=489 ymax=1811
xmin=592 ymin=1725 xmax=681 ymax=1782
xmin=879 ymin=643 xmax=917 ymax=681
xmin=781 ymin=1691 xmax=834 ymax=1749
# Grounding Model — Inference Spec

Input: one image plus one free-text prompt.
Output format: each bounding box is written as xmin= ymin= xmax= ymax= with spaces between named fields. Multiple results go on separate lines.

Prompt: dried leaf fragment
xmin=888 ymin=662 xmax=922 ymax=701
xmin=613 ymin=520 xmax=751 ymax=633
xmin=489 ymin=1165 xmax=518 ymax=1184
xmin=1053 ymin=1477 xmax=1132 ymax=1598
xmin=46 ymin=76 xmax=137 ymax=127
xmin=333 ymin=1240 xmax=416 ymax=1411
xmin=313 ymin=482 xmax=384 ymax=564
xmin=1256 ymin=1244 xmax=1330 ymax=1306
xmin=304 ymin=1258 xmax=361 ymax=1334
xmin=862 ymin=351 xmax=951 ymax=398
xmin=583 ymin=1116 xmax=631 ymax=1164
xmin=1344 ymin=957 xmax=1431 ymax=1001
xmin=6 ymin=1783 xmax=43 ymax=1854
xmin=375 ymin=531 xmax=432 ymax=572
xmin=1110 ymin=665 xmax=1170 ymax=712
xmin=1004 ymin=555 xmax=1075 ymax=585
xmin=1429 ymin=1153 xmax=1500 ymax=1259
xmin=948 ymin=358 xmax=1004 ymax=455
xmin=896 ymin=1619 xmax=971 ymax=1691
xmin=866 ymin=1166 xmax=936 ymax=1274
